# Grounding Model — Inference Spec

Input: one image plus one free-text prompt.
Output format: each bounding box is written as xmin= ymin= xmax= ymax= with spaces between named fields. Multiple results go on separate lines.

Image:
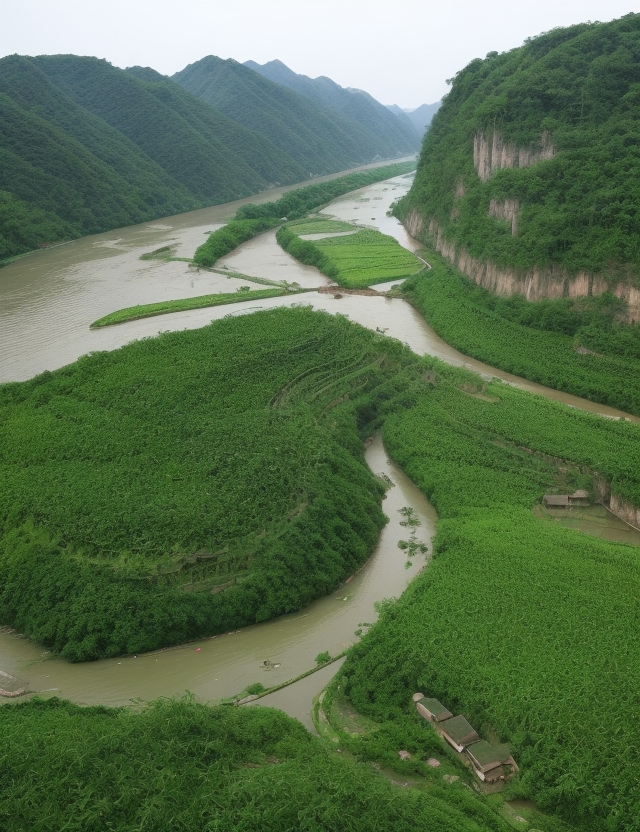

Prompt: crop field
xmin=402 ymin=252 xmax=640 ymax=416
xmin=0 ymin=307 xmax=430 ymax=661
xmin=278 ymin=225 xmax=425 ymax=289
xmin=337 ymin=360 xmax=640 ymax=829
xmin=90 ymin=286 xmax=307 ymax=328
xmin=285 ymin=218 xmax=355 ymax=235
xmin=1 ymin=697 xmax=510 ymax=832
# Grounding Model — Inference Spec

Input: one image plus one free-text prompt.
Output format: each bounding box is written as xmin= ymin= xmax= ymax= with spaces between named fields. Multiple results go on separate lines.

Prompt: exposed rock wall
xmin=489 ymin=199 xmax=519 ymax=236
xmin=593 ymin=474 xmax=640 ymax=531
xmin=403 ymin=210 xmax=640 ymax=322
xmin=473 ymin=131 xmax=555 ymax=181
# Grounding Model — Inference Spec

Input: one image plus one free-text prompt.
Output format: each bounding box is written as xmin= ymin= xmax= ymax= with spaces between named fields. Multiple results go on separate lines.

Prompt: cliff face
xmin=398 ymin=15 xmax=640 ymax=312
xmin=488 ymin=198 xmax=519 ymax=236
xmin=404 ymin=209 xmax=640 ymax=322
xmin=473 ymin=131 xmax=554 ymax=181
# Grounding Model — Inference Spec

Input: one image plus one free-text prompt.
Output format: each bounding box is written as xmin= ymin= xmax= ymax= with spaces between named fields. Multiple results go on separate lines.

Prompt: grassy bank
xmin=1 ymin=696 xmax=511 ymax=832
xmin=277 ymin=223 xmax=425 ymax=288
xmin=401 ymin=250 xmax=640 ymax=415
xmin=90 ymin=287 xmax=308 ymax=328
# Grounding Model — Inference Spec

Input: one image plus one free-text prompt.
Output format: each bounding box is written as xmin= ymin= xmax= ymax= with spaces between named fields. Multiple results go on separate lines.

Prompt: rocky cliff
xmin=473 ymin=131 xmax=554 ymax=181
xmin=396 ymin=14 xmax=640 ymax=313
xmin=404 ymin=210 xmax=640 ymax=322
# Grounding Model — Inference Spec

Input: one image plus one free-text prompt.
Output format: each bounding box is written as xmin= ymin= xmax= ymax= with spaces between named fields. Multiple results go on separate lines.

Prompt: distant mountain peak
xmin=242 ymin=58 xmax=420 ymax=154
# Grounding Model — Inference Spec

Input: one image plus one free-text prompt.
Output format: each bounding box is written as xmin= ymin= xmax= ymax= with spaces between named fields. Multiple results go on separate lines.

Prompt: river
xmin=0 ymin=170 xmax=636 ymax=728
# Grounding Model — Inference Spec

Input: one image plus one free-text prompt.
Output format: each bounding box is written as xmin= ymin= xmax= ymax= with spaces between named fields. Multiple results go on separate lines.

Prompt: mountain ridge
xmin=243 ymin=57 xmax=420 ymax=156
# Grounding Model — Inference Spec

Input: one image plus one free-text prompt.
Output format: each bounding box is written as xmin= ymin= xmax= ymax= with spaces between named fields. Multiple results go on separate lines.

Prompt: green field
xmin=284 ymin=217 xmax=355 ymax=235
xmin=335 ymin=359 xmax=640 ymax=830
xmin=277 ymin=225 xmax=425 ymax=288
xmin=1 ymin=697 xmax=510 ymax=832
xmin=90 ymin=286 xmax=306 ymax=328
xmin=0 ymin=307 xmax=430 ymax=661
xmin=401 ymin=252 xmax=640 ymax=415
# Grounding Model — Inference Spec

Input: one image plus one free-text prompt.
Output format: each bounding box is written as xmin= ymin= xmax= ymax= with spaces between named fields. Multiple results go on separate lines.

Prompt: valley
xmin=3 ymin=16 xmax=640 ymax=830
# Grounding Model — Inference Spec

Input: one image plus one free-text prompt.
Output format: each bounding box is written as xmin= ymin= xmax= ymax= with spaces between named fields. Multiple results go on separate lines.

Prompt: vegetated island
xmin=0 ymin=307 xmax=426 ymax=662
xmin=393 ymin=13 xmax=640 ymax=414
xmin=89 ymin=286 xmax=308 ymax=328
xmin=192 ymin=161 xmax=415 ymax=267
xmin=277 ymin=221 xmax=425 ymax=289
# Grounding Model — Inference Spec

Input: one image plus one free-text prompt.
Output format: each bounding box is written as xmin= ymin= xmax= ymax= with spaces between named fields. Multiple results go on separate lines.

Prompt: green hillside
xmin=124 ymin=64 xmax=306 ymax=186
xmin=243 ymin=58 xmax=420 ymax=157
xmin=396 ymin=13 xmax=640 ymax=279
xmin=1 ymin=54 xmax=362 ymax=260
xmin=173 ymin=56 xmax=400 ymax=174
xmin=32 ymin=55 xmax=298 ymax=203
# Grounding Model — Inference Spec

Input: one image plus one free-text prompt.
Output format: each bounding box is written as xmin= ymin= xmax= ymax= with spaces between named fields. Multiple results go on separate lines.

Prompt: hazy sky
xmin=1 ymin=1 xmax=636 ymax=107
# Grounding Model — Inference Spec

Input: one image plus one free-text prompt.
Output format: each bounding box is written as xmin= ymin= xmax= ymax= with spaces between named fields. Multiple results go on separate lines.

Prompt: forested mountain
xmin=243 ymin=58 xmax=420 ymax=154
xmin=173 ymin=57 xmax=418 ymax=174
xmin=402 ymin=101 xmax=441 ymax=133
xmin=1 ymin=52 xmax=413 ymax=261
xmin=396 ymin=13 xmax=640 ymax=293
xmin=0 ymin=54 xmax=307 ymax=259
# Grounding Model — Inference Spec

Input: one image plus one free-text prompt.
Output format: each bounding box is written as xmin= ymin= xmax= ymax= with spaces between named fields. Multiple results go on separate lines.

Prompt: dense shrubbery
xmin=338 ymin=358 xmax=640 ymax=829
xmin=401 ymin=254 xmax=640 ymax=415
xmin=0 ymin=308 xmax=427 ymax=660
xmin=397 ymin=14 xmax=640 ymax=280
xmin=0 ymin=697 xmax=506 ymax=832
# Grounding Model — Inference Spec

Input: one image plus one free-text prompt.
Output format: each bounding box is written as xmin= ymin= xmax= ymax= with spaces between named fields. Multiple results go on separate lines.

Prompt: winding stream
xmin=1 ymin=170 xmax=637 ymax=727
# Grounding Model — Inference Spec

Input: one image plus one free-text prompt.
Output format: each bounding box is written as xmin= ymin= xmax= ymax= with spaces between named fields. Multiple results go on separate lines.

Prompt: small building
xmin=414 ymin=696 xmax=453 ymax=723
xmin=437 ymin=715 xmax=480 ymax=752
xmin=464 ymin=740 xmax=518 ymax=782
xmin=543 ymin=494 xmax=569 ymax=508
xmin=568 ymin=489 xmax=590 ymax=506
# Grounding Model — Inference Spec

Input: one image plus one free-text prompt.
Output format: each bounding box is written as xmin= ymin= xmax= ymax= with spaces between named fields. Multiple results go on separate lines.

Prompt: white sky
xmin=1 ymin=1 xmax=637 ymax=108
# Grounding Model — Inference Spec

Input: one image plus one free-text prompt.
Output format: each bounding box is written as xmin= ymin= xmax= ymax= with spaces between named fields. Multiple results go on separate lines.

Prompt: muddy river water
xmin=0 ymin=170 xmax=637 ymax=727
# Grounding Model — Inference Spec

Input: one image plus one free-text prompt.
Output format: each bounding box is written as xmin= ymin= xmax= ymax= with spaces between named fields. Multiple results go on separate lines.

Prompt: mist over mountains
xmin=0 ymin=53 xmax=421 ymax=259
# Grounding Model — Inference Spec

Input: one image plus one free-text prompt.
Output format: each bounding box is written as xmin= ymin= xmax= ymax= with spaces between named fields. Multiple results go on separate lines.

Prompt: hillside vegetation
xmin=244 ymin=58 xmax=420 ymax=155
xmin=0 ymin=308 xmax=424 ymax=661
xmin=397 ymin=13 xmax=640 ymax=279
xmin=173 ymin=57 xmax=418 ymax=174
xmin=0 ymin=53 xmax=412 ymax=260
xmin=1 ymin=697 xmax=510 ymax=832
xmin=338 ymin=358 xmax=640 ymax=831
